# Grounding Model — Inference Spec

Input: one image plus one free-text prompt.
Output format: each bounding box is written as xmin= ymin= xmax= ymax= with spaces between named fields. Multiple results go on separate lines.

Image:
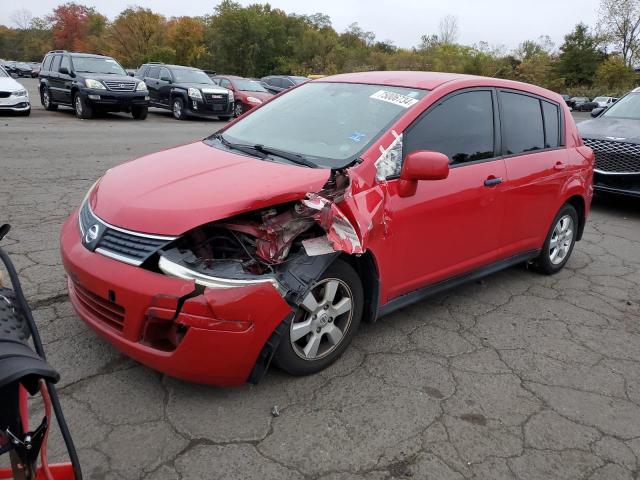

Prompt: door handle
xmin=554 ymin=162 xmax=567 ymax=170
xmin=484 ymin=176 xmax=503 ymax=187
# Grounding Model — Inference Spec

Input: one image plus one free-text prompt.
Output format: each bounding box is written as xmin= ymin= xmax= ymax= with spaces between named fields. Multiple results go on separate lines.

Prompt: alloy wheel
xmin=290 ymin=278 xmax=353 ymax=360
xmin=234 ymin=102 xmax=243 ymax=117
xmin=75 ymin=96 xmax=82 ymax=116
xmin=549 ymin=214 xmax=574 ymax=265
xmin=173 ymin=100 xmax=182 ymax=119
xmin=42 ymin=90 xmax=50 ymax=108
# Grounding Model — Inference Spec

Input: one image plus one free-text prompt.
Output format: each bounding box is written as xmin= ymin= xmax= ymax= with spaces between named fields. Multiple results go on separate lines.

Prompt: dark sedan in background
xmin=260 ymin=75 xmax=308 ymax=94
xmin=579 ymin=88 xmax=640 ymax=197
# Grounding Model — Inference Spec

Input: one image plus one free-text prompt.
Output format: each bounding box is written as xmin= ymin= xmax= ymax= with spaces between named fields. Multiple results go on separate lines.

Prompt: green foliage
xmin=595 ymin=56 xmax=637 ymax=92
xmin=555 ymin=23 xmax=605 ymax=87
xmin=0 ymin=4 xmax=635 ymax=96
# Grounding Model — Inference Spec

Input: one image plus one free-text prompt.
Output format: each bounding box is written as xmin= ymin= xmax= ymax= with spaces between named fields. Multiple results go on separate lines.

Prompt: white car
xmin=0 ymin=66 xmax=30 ymax=115
xmin=592 ymin=96 xmax=618 ymax=108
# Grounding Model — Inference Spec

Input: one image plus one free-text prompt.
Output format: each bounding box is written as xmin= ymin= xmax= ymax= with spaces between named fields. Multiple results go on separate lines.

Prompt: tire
xmin=233 ymin=101 xmax=243 ymax=118
xmin=41 ymin=87 xmax=57 ymax=111
xmin=74 ymin=93 xmax=93 ymax=119
xmin=533 ymin=204 xmax=578 ymax=275
xmin=274 ymin=259 xmax=363 ymax=376
xmin=172 ymin=97 xmax=186 ymax=120
xmin=132 ymin=106 xmax=148 ymax=120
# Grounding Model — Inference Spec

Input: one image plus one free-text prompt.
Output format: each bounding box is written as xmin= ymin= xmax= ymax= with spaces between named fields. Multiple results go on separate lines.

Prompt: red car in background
xmin=211 ymin=75 xmax=273 ymax=117
xmin=60 ymin=71 xmax=594 ymax=386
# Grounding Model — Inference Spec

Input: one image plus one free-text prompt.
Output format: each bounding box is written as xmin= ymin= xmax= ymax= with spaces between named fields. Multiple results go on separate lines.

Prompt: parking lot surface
xmin=2 ymin=79 xmax=640 ymax=479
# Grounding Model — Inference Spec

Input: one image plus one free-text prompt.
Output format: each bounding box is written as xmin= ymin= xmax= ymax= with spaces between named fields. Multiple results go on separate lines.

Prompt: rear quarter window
xmin=499 ymin=91 xmax=545 ymax=155
xmin=542 ymin=101 xmax=560 ymax=148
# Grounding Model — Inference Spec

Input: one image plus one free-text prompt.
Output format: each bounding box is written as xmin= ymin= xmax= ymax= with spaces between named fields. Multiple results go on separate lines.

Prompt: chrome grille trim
xmin=582 ymin=137 xmax=640 ymax=174
xmin=103 ymin=80 xmax=137 ymax=92
xmin=79 ymin=202 xmax=177 ymax=265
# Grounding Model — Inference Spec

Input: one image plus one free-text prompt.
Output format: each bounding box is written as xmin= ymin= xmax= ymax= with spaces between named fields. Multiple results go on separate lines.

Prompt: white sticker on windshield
xmin=370 ymin=90 xmax=419 ymax=108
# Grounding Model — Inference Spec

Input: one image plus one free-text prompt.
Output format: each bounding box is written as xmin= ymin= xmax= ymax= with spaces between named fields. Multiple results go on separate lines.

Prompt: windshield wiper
xmin=213 ymin=134 xmax=268 ymax=159
xmin=253 ymin=144 xmax=317 ymax=168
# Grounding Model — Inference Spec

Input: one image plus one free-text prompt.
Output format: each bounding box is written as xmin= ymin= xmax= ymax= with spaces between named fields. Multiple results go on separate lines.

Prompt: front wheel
xmin=274 ymin=259 xmax=363 ymax=376
xmin=41 ymin=87 xmax=57 ymax=111
xmin=74 ymin=93 xmax=93 ymax=119
xmin=131 ymin=106 xmax=148 ymax=120
xmin=172 ymin=97 xmax=186 ymax=120
xmin=233 ymin=101 xmax=243 ymax=118
xmin=533 ymin=204 xmax=578 ymax=275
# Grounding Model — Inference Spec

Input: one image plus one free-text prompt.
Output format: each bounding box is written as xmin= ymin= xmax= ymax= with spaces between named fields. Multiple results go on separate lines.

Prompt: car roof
xmin=214 ymin=75 xmax=244 ymax=79
xmin=316 ymin=71 xmax=564 ymax=102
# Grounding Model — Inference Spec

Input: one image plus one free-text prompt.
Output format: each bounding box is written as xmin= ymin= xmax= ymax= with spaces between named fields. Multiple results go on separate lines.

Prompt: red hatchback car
xmin=211 ymin=75 xmax=273 ymax=118
xmin=60 ymin=71 xmax=594 ymax=386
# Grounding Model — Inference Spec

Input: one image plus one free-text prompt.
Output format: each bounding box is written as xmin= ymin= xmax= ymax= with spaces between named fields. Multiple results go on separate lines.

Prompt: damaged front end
xmin=146 ymin=170 xmax=382 ymax=382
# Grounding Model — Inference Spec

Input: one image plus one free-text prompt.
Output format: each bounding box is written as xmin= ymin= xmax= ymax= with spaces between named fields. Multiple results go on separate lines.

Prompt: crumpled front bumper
xmin=60 ymin=210 xmax=292 ymax=386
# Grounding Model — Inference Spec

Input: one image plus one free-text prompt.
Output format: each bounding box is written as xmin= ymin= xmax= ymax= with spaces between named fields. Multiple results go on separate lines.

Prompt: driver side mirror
xmin=160 ymin=75 xmax=172 ymax=83
xmin=398 ymin=150 xmax=450 ymax=197
xmin=591 ymin=107 xmax=605 ymax=118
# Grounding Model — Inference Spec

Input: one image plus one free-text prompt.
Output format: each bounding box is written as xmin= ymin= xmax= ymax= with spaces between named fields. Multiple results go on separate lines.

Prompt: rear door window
xmin=541 ymin=101 xmax=560 ymax=148
xmin=499 ymin=91 xmax=545 ymax=155
xmin=404 ymin=90 xmax=495 ymax=165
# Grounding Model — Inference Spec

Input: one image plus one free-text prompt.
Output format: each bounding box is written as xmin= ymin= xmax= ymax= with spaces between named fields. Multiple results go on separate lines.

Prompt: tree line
xmin=1 ymin=0 xmax=639 ymax=96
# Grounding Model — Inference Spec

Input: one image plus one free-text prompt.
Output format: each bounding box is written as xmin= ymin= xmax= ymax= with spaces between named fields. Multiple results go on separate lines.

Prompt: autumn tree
xmin=165 ymin=17 xmax=206 ymax=66
xmin=48 ymin=3 xmax=106 ymax=51
xmin=107 ymin=7 xmax=167 ymax=67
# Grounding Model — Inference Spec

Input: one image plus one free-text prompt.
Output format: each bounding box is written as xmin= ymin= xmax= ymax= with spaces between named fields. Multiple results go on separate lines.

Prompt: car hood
xmin=238 ymin=90 xmax=272 ymax=101
xmin=578 ymin=117 xmax=640 ymax=143
xmin=91 ymin=141 xmax=331 ymax=236
xmin=0 ymin=77 xmax=24 ymax=92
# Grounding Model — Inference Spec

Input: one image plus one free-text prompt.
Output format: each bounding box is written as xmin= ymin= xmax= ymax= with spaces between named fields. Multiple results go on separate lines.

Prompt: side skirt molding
xmin=377 ymin=250 xmax=540 ymax=318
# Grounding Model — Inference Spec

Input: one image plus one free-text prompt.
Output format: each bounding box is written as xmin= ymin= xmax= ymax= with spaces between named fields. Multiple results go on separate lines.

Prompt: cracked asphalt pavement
xmin=1 ymin=79 xmax=639 ymax=479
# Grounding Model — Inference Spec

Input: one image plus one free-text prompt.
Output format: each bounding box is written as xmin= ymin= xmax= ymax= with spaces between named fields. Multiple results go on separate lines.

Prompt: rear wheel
xmin=172 ymin=97 xmax=186 ymax=120
xmin=132 ymin=106 xmax=148 ymax=120
xmin=74 ymin=93 xmax=93 ymax=119
xmin=41 ymin=87 xmax=57 ymax=111
xmin=274 ymin=259 xmax=363 ymax=376
xmin=533 ymin=204 xmax=578 ymax=275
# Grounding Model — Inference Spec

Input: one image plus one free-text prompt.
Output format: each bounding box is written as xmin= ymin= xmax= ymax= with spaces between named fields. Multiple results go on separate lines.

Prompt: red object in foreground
xmin=0 ymin=464 xmax=75 ymax=480
xmin=60 ymin=71 xmax=594 ymax=386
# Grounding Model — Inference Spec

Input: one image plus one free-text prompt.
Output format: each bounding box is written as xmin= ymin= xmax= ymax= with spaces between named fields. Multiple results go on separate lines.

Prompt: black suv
xmin=136 ymin=63 xmax=233 ymax=120
xmin=39 ymin=50 xmax=149 ymax=119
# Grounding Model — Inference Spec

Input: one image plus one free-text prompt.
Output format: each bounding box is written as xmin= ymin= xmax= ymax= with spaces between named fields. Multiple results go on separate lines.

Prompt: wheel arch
xmin=564 ymin=194 xmax=586 ymax=241
xmin=339 ymin=251 xmax=380 ymax=323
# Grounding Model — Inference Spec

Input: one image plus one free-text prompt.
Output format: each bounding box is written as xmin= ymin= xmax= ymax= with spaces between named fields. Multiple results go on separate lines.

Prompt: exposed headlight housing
xmin=135 ymin=82 xmax=147 ymax=91
xmin=158 ymin=255 xmax=281 ymax=291
xmin=188 ymin=88 xmax=202 ymax=99
xmin=11 ymin=89 xmax=27 ymax=97
xmin=246 ymin=96 xmax=262 ymax=104
xmin=85 ymin=79 xmax=106 ymax=90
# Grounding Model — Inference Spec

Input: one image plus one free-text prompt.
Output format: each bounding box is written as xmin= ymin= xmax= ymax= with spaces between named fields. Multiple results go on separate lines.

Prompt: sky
xmin=0 ymin=0 xmax=602 ymax=51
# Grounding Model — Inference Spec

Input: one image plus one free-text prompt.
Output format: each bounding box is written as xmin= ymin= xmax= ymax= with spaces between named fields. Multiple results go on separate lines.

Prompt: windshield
xmin=593 ymin=97 xmax=607 ymax=102
xmin=0 ymin=67 xmax=7 ymax=78
xmin=602 ymin=92 xmax=640 ymax=120
xmin=72 ymin=56 xmax=126 ymax=75
xmin=173 ymin=69 xmax=213 ymax=84
xmin=214 ymin=82 xmax=428 ymax=168
xmin=233 ymin=79 xmax=268 ymax=92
